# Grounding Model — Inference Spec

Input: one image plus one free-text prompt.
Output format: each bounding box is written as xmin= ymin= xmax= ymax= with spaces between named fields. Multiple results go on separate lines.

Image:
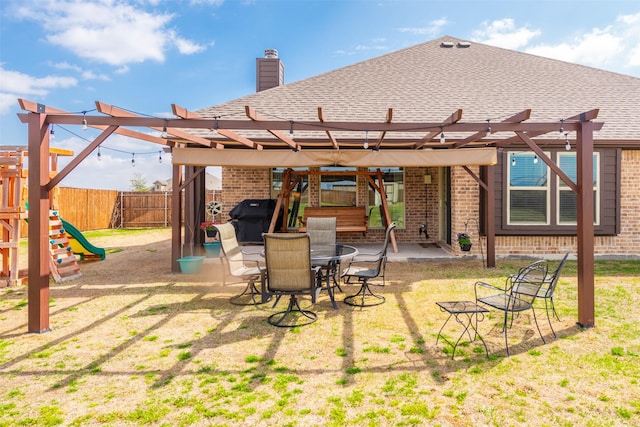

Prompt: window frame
xmin=494 ymin=148 xmax=615 ymax=236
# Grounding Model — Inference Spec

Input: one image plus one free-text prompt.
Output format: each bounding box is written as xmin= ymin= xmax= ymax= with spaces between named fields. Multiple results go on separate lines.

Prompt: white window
xmin=507 ymin=152 xmax=549 ymax=225
xmin=557 ymin=152 xmax=600 ymax=225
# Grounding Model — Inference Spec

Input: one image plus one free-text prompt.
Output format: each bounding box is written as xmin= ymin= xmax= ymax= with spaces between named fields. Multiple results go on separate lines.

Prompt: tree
xmin=130 ymin=172 xmax=150 ymax=192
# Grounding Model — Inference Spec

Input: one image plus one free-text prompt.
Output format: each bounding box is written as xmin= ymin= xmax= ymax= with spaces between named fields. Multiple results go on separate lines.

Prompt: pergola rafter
xmin=172 ymin=104 xmax=263 ymax=150
xmin=16 ymin=98 xmax=602 ymax=333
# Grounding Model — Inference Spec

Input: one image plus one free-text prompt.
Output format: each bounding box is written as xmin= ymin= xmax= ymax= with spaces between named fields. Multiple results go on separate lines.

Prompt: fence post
xmin=120 ymin=191 xmax=124 ymax=229
xmin=164 ymin=191 xmax=168 ymax=227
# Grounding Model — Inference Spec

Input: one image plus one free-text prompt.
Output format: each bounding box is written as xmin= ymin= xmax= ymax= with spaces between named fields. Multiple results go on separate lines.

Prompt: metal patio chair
xmin=475 ymin=261 xmax=548 ymax=356
xmin=341 ymin=222 xmax=396 ymax=307
xmin=537 ymin=252 xmax=569 ymax=337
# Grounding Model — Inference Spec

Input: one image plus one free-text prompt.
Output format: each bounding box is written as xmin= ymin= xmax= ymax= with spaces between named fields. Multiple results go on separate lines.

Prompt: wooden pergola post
xmin=576 ymin=120 xmax=595 ymax=327
xmin=27 ymin=112 xmax=51 ymax=333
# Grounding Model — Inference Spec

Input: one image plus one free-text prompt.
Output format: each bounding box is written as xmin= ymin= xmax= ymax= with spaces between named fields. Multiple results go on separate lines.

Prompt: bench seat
xmin=298 ymin=206 xmax=368 ymax=234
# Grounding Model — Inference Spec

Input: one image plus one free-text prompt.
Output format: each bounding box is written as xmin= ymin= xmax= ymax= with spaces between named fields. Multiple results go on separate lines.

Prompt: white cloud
xmin=13 ymin=0 xmax=208 ymax=67
xmin=171 ymin=32 xmax=207 ymax=55
xmin=524 ymin=12 xmax=640 ymax=73
xmin=81 ymin=70 xmax=111 ymax=81
xmin=52 ymin=62 xmax=82 ymax=72
xmin=398 ymin=17 xmax=448 ymax=36
xmin=472 ymin=18 xmax=541 ymax=49
xmin=189 ymin=0 xmax=224 ymax=5
xmin=0 ymin=93 xmax=19 ymax=115
xmin=526 ymin=28 xmax=623 ymax=67
xmin=0 ymin=65 xmax=77 ymax=113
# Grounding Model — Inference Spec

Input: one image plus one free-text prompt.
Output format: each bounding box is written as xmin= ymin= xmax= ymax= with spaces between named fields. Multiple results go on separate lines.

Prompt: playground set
xmin=0 ymin=146 xmax=105 ymax=287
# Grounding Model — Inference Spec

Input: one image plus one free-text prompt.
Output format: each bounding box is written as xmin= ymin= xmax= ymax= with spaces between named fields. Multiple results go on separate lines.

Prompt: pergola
xmin=17 ymin=99 xmax=602 ymax=333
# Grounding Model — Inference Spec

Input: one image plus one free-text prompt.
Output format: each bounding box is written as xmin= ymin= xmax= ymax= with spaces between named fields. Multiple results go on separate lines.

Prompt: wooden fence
xmin=20 ymin=188 xmax=221 ymax=233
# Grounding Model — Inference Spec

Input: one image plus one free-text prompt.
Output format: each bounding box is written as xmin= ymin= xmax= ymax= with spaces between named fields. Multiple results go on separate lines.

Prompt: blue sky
xmin=1 ymin=0 xmax=639 ymax=190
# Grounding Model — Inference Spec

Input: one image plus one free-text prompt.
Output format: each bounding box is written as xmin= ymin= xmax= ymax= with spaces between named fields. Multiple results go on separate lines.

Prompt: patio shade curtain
xmin=172 ymin=147 xmax=497 ymax=167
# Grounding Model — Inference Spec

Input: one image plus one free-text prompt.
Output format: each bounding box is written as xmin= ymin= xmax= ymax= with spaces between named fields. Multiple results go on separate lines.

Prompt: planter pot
xmin=205 ymin=229 xmax=218 ymax=238
xmin=203 ymin=241 xmax=221 ymax=258
xmin=177 ymin=256 xmax=205 ymax=274
xmin=460 ymin=244 xmax=472 ymax=252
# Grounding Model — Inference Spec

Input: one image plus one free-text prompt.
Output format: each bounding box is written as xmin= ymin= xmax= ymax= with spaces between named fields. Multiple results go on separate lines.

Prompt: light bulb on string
xmin=97 ymin=147 xmax=102 ymax=161
xmin=565 ymin=133 xmax=571 ymax=151
xmin=559 ymin=118 xmax=565 ymax=134
xmin=289 ymin=120 xmax=294 ymax=137
xmin=161 ymin=121 xmax=168 ymax=138
xmin=511 ymin=154 xmax=516 ymax=166
xmin=363 ymin=130 xmax=369 ymax=149
xmin=486 ymin=119 xmax=491 ymax=134
xmin=439 ymin=127 xmax=445 ymax=143
xmin=131 ymin=153 xmax=135 ymax=167
xmin=50 ymin=125 xmax=55 ymax=140
xmin=158 ymin=151 xmax=163 ymax=164
xmin=82 ymin=112 xmax=88 ymax=131
xmin=533 ymin=154 xmax=539 ymax=164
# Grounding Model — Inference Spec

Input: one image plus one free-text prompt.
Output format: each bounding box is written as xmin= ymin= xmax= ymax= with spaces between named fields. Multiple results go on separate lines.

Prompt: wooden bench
xmin=298 ymin=206 xmax=368 ymax=234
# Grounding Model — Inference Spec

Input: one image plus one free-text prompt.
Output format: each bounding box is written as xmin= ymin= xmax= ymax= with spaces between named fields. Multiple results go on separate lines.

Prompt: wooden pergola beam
xmin=373 ymin=108 xmax=393 ymax=150
xmin=452 ymin=109 xmax=531 ymax=148
xmin=96 ymin=102 xmax=223 ymax=149
xmin=318 ymin=107 xmax=339 ymax=149
xmin=245 ymin=106 xmax=300 ymax=151
xmin=414 ymin=109 xmax=463 ymax=149
xmin=17 ymin=99 xmax=168 ymax=146
xmin=172 ymin=104 xmax=263 ymax=150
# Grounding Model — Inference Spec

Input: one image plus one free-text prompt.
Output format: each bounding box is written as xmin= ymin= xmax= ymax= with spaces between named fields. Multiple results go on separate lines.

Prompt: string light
xmin=161 ymin=121 xmax=168 ymax=138
xmin=50 ymin=125 xmax=55 ymax=140
xmin=439 ymin=127 xmax=446 ymax=144
xmin=533 ymin=154 xmax=539 ymax=164
xmin=486 ymin=119 xmax=491 ymax=134
xmin=363 ymin=130 xmax=369 ymax=149
xmin=131 ymin=153 xmax=136 ymax=167
xmin=158 ymin=151 xmax=163 ymax=164
xmin=565 ymin=133 xmax=571 ymax=151
xmin=213 ymin=117 xmax=219 ymax=135
xmin=289 ymin=120 xmax=294 ymax=137
xmin=97 ymin=146 xmax=102 ymax=161
xmin=511 ymin=154 xmax=516 ymax=166
xmin=82 ymin=112 xmax=88 ymax=131
xmin=559 ymin=118 xmax=565 ymax=134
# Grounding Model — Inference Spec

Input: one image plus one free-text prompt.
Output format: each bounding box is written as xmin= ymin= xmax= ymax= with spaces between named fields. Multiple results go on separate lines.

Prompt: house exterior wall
xmin=221 ymin=149 xmax=640 ymax=258
xmin=448 ymin=149 xmax=640 ymax=258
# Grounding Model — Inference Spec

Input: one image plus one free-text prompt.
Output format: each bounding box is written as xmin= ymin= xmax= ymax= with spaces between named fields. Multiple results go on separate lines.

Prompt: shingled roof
xmin=196 ymin=35 xmax=639 ymax=144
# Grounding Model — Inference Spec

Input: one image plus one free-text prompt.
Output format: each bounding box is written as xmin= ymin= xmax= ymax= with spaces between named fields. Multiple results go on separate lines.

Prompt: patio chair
xmin=214 ymin=223 xmax=268 ymax=306
xmin=537 ymin=252 xmax=569 ymax=337
xmin=306 ymin=217 xmax=342 ymax=293
xmin=341 ymin=222 xmax=396 ymax=307
xmin=263 ymin=233 xmax=321 ymax=327
xmin=475 ymin=261 xmax=548 ymax=356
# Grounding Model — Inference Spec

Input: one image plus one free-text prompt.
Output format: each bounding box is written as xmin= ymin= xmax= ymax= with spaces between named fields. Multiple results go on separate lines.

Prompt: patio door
xmin=438 ymin=167 xmax=452 ymax=245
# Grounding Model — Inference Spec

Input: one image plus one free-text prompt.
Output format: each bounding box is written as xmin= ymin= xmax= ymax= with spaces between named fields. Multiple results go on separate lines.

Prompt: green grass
xmin=1 ymin=234 xmax=638 ymax=427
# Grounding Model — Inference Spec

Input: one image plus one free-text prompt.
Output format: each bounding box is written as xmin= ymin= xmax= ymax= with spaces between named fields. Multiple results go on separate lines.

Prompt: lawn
xmin=0 ymin=229 xmax=638 ymax=426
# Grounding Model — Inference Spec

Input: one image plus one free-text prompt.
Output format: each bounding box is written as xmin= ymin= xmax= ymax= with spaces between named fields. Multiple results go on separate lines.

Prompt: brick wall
xmin=221 ymin=150 xmax=640 ymax=258
xmin=449 ymin=150 xmax=640 ymax=257
xmin=221 ymin=167 xmax=271 ymax=217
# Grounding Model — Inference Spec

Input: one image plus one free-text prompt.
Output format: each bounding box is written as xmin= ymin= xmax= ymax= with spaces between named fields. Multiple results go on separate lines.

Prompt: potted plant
xmin=457 ymin=232 xmax=472 ymax=251
xmin=200 ymin=222 xmax=218 ymax=239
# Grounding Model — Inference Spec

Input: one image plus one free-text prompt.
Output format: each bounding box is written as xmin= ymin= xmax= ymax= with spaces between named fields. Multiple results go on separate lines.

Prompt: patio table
xmin=435 ymin=300 xmax=489 ymax=359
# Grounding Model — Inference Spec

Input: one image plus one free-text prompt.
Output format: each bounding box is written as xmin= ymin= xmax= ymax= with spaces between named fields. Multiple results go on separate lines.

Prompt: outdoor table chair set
xmin=217 ymin=218 xmax=567 ymax=350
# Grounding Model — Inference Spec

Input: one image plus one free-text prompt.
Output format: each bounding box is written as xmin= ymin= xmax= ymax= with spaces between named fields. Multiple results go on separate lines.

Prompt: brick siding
xmin=221 ymin=150 xmax=640 ymax=257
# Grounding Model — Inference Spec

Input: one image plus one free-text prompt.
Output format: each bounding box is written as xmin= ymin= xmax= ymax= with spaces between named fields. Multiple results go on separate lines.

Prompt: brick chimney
xmin=256 ymin=49 xmax=284 ymax=92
